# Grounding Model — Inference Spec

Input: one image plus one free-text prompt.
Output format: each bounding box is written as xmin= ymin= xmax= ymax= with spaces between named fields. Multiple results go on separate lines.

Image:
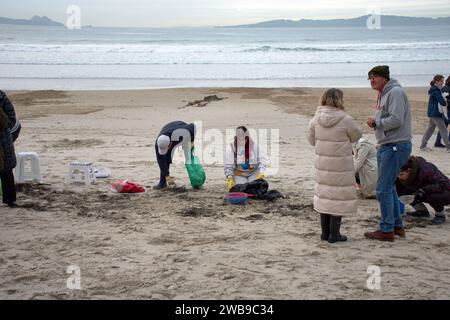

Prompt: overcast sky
xmin=2 ymin=0 xmax=450 ymax=27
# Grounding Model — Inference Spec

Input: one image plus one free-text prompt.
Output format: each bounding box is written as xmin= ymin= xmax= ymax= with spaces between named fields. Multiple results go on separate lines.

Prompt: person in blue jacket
xmin=435 ymin=75 xmax=450 ymax=147
xmin=153 ymin=121 xmax=195 ymax=190
xmin=420 ymin=75 xmax=450 ymax=152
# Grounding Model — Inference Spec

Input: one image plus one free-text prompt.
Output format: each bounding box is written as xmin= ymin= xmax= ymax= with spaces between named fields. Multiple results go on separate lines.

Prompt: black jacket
xmin=0 ymin=91 xmax=18 ymax=172
xmin=0 ymin=108 xmax=16 ymax=173
xmin=0 ymin=91 xmax=18 ymax=131
xmin=399 ymin=156 xmax=450 ymax=195
xmin=155 ymin=121 xmax=195 ymax=177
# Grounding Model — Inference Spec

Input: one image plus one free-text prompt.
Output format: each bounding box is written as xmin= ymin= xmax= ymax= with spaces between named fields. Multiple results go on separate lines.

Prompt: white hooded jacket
xmin=307 ymin=106 xmax=362 ymax=216
xmin=354 ymin=137 xmax=378 ymax=198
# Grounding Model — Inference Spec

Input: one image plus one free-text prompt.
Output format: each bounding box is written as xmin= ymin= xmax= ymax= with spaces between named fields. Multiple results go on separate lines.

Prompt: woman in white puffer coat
xmin=307 ymin=88 xmax=362 ymax=243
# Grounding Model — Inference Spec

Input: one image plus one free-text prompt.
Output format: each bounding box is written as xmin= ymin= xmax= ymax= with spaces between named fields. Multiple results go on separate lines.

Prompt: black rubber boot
xmin=328 ymin=216 xmax=347 ymax=243
xmin=8 ymin=202 xmax=18 ymax=208
xmin=320 ymin=214 xmax=331 ymax=240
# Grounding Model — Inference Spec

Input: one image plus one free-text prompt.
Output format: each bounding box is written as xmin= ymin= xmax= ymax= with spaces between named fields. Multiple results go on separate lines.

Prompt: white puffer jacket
xmin=307 ymin=106 xmax=362 ymax=216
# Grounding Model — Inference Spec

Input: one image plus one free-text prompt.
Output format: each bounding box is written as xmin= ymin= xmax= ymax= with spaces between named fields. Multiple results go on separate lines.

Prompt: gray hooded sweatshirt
xmin=374 ymin=78 xmax=412 ymax=145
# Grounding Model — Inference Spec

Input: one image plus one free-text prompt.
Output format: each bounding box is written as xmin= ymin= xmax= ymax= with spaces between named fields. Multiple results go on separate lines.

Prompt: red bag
xmin=111 ymin=180 xmax=145 ymax=193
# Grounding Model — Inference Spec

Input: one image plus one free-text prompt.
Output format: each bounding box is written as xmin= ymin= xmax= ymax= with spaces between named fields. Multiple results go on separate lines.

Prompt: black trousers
xmin=155 ymin=144 xmax=173 ymax=185
xmin=396 ymin=180 xmax=450 ymax=212
xmin=1 ymin=169 xmax=16 ymax=204
xmin=416 ymin=191 xmax=450 ymax=212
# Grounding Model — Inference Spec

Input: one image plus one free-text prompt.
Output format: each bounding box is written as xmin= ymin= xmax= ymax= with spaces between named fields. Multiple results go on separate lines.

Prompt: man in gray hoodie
xmin=364 ymin=66 xmax=413 ymax=242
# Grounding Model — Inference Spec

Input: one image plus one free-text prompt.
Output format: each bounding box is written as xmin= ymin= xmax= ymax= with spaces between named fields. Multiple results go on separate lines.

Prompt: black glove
xmin=414 ymin=188 xmax=426 ymax=199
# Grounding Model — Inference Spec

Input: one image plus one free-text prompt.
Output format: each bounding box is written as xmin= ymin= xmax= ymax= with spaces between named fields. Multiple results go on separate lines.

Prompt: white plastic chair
xmin=15 ymin=152 xmax=42 ymax=184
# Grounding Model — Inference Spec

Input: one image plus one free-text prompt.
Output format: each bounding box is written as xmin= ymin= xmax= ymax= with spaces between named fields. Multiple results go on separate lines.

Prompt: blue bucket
xmin=399 ymin=201 xmax=405 ymax=214
xmin=225 ymin=192 xmax=248 ymax=205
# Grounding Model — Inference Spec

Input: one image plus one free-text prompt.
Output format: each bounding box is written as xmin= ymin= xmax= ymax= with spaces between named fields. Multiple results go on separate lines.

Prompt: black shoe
xmin=328 ymin=216 xmax=348 ymax=243
xmin=320 ymin=214 xmax=331 ymax=241
xmin=152 ymin=183 xmax=167 ymax=190
xmin=431 ymin=215 xmax=446 ymax=225
xmin=406 ymin=210 xmax=430 ymax=218
xmin=434 ymin=143 xmax=446 ymax=148
xmin=7 ymin=202 xmax=18 ymax=208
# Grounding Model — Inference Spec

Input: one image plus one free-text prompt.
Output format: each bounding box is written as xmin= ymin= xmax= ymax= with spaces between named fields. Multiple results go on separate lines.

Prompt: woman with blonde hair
xmin=307 ymin=88 xmax=362 ymax=243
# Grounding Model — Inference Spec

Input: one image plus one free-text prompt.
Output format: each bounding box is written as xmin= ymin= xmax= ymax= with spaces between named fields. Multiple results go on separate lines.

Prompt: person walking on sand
xmin=307 ymin=88 xmax=362 ymax=243
xmin=419 ymin=75 xmax=450 ymax=152
xmin=434 ymin=75 xmax=450 ymax=148
xmin=153 ymin=121 xmax=196 ymax=190
xmin=224 ymin=126 xmax=267 ymax=191
xmin=354 ymin=137 xmax=378 ymax=199
xmin=364 ymin=65 xmax=412 ymax=242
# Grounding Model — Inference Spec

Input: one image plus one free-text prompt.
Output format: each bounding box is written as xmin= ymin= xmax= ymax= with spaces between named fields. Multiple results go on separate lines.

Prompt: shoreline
xmin=5 ymin=85 xmax=430 ymax=92
xmin=0 ymin=81 xmax=435 ymax=92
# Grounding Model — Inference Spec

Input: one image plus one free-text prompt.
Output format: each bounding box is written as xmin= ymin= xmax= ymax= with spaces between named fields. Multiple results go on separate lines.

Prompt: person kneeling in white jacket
xmin=224 ymin=126 xmax=268 ymax=191
xmin=354 ymin=137 xmax=378 ymax=199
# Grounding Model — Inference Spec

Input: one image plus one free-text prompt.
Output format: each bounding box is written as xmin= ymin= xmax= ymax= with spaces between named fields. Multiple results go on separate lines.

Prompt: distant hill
xmin=218 ymin=15 xmax=450 ymax=28
xmin=0 ymin=15 xmax=64 ymax=27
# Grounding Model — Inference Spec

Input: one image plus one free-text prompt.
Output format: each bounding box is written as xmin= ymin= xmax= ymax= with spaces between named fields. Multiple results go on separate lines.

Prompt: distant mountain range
xmin=2 ymin=14 xmax=450 ymax=29
xmin=0 ymin=15 xmax=64 ymax=26
xmin=218 ymin=15 xmax=450 ymax=28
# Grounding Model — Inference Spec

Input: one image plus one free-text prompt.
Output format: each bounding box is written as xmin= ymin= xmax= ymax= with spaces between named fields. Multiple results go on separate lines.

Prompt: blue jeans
xmin=376 ymin=142 xmax=412 ymax=232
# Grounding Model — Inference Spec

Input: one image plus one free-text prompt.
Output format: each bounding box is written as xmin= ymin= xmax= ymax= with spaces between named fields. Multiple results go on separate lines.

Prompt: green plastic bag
xmin=185 ymin=147 xmax=206 ymax=188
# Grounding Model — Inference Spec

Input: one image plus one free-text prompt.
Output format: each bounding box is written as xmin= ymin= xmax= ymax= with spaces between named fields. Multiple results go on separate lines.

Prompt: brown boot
xmin=394 ymin=227 xmax=406 ymax=238
xmin=364 ymin=230 xmax=395 ymax=242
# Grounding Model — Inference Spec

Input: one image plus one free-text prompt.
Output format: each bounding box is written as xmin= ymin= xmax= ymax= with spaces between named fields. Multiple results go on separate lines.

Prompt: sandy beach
xmin=0 ymin=87 xmax=449 ymax=299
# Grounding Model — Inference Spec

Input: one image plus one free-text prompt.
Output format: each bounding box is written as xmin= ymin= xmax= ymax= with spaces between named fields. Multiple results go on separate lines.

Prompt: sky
xmin=2 ymin=0 xmax=450 ymax=27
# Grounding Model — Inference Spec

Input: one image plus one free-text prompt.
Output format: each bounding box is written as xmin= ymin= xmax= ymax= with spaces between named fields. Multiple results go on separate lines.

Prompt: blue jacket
xmin=427 ymin=85 xmax=447 ymax=118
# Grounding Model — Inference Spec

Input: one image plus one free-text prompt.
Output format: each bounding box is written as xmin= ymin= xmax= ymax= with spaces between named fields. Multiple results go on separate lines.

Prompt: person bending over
xmin=396 ymin=155 xmax=450 ymax=225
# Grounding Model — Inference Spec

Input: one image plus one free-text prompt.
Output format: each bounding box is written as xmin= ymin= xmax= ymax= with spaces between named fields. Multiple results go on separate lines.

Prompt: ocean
xmin=1 ymin=24 xmax=450 ymax=90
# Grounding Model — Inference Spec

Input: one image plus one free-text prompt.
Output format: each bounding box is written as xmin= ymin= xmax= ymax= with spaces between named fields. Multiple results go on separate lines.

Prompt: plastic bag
xmin=94 ymin=167 xmax=111 ymax=178
xmin=111 ymin=180 xmax=145 ymax=193
xmin=185 ymin=147 xmax=206 ymax=188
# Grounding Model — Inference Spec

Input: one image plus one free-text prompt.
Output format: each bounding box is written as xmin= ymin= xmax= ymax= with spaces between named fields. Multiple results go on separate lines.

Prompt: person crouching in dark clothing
xmin=396 ymin=156 xmax=450 ymax=225
xmin=153 ymin=121 xmax=195 ymax=190
xmin=0 ymin=108 xmax=17 ymax=208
